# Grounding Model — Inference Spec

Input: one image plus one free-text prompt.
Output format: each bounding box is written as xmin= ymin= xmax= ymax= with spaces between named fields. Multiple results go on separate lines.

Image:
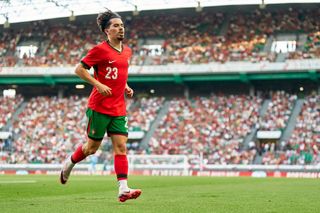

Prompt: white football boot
xmin=60 ymin=156 xmax=75 ymax=184
xmin=118 ymin=188 xmax=142 ymax=202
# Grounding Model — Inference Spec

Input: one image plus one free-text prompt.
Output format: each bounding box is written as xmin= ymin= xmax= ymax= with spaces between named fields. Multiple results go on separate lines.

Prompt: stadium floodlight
xmin=4 ymin=16 xmax=10 ymax=28
xmin=196 ymin=1 xmax=202 ymax=12
xmin=69 ymin=10 xmax=76 ymax=21
xmin=259 ymin=0 xmax=267 ymax=9
xmin=133 ymin=5 xmax=139 ymax=16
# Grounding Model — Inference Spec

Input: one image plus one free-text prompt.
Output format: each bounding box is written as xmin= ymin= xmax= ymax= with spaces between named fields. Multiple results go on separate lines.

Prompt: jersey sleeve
xmin=81 ymin=46 xmax=103 ymax=69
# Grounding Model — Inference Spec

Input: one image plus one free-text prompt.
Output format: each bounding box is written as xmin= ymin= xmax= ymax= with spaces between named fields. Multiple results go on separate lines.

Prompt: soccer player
xmin=60 ymin=9 xmax=141 ymax=203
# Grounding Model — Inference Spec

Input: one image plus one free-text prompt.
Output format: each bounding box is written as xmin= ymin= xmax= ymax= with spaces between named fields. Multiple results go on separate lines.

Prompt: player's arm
xmin=75 ymin=64 xmax=112 ymax=96
xmin=125 ymin=83 xmax=134 ymax=98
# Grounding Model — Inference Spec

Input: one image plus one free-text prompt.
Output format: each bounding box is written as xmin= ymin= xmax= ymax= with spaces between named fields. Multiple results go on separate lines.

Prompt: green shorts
xmin=86 ymin=108 xmax=128 ymax=140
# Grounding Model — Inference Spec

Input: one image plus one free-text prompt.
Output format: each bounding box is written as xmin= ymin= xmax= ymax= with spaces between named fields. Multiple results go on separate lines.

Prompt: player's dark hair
xmin=97 ymin=9 xmax=122 ymax=32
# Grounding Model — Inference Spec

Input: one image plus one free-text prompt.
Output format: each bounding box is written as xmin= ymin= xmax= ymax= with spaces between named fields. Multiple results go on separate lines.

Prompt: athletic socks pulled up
xmin=71 ymin=145 xmax=86 ymax=163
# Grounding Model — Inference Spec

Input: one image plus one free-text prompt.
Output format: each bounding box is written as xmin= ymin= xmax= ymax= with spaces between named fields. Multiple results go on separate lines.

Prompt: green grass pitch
xmin=0 ymin=175 xmax=319 ymax=213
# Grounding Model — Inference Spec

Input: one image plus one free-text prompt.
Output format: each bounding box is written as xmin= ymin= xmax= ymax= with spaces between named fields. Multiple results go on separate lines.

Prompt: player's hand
xmin=95 ymin=82 xmax=112 ymax=96
xmin=125 ymin=85 xmax=134 ymax=98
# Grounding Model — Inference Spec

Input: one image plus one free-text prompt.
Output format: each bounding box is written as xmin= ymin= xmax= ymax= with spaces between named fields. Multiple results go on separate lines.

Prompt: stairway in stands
xmin=279 ymin=99 xmax=304 ymax=143
xmin=3 ymin=101 xmax=27 ymax=131
xmin=139 ymin=100 xmax=170 ymax=150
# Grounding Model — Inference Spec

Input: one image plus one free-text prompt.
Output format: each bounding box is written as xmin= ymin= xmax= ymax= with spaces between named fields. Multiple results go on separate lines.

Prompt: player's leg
xmin=108 ymin=116 xmax=141 ymax=202
xmin=111 ymin=134 xmax=129 ymax=189
xmin=60 ymin=138 xmax=102 ymax=184
xmin=60 ymin=108 xmax=108 ymax=184
xmin=111 ymin=134 xmax=141 ymax=202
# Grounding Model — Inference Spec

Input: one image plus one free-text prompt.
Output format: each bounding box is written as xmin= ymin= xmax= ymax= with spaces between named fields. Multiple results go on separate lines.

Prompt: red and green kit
xmin=81 ymin=41 xmax=132 ymax=139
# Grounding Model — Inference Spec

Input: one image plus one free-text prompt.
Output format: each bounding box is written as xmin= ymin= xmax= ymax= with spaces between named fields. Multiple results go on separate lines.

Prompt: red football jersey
xmin=81 ymin=41 xmax=132 ymax=116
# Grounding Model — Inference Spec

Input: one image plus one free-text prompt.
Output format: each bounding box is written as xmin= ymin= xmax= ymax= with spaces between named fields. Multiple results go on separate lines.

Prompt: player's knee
xmin=115 ymin=144 xmax=127 ymax=154
xmin=119 ymin=147 xmax=126 ymax=154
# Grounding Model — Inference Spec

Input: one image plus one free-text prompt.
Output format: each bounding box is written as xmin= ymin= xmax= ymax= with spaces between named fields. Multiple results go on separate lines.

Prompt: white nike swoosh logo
xmin=109 ymin=60 xmax=116 ymax=63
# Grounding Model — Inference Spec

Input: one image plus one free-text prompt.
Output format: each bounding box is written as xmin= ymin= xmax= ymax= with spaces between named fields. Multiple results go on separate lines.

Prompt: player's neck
xmin=108 ymin=39 xmax=122 ymax=52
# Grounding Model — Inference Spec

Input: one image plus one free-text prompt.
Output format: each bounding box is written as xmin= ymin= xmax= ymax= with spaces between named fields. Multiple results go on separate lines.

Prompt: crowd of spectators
xmin=289 ymin=31 xmax=320 ymax=60
xmin=0 ymin=95 xmax=164 ymax=163
xmin=0 ymin=92 xmax=318 ymax=165
xmin=3 ymin=96 xmax=88 ymax=163
xmin=286 ymin=94 xmax=320 ymax=164
xmin=261 ymin=93 xmax=319 ymax=165
xmin=128 ymin=97 xmax=165 ymax=132
xmin=1 ymin=7 xmax=319 ymax=67
xmin=304 ymin=32 xmax=320 ymax=56
xmin=258 ymin=91 xmax=297 ymax=131
xmin=264 ymin=94 xmax=319 ymax=165
xmin=261 ymin=150 xmax=285 ymax=165
xmin=0 ymin=95 xmax=23 ymax=130
xmin=149 ymin=94 xmax=262 ymax=164
xmin=0 ymin=30 xmax=19 ymax=67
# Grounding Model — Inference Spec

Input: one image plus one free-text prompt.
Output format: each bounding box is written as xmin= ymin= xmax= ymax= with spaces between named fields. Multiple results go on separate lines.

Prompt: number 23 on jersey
xmin=105 ymin=67 xmax=118 ymax=79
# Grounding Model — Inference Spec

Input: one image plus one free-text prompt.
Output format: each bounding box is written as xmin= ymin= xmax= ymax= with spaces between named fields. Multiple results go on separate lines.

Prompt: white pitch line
xmin=0 ymin=180 xmax=37 ymax=184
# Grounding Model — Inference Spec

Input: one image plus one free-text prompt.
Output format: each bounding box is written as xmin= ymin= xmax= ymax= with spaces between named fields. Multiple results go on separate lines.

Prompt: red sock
xmin=71 ymin=145 xmax=86 ymax=164
xmin=114 ymin=155 xmax=128 ymax=180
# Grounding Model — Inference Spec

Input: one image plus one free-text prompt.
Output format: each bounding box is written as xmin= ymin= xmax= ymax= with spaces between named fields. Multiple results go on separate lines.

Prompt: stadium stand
xmin=128 ymin=97 xmax=165 ymax=132
xmin=6 ymin=96 xmax=87 ymax=163
xmin=0 ymin=4 xmax=319 ymax=167
xmin=260 ymin=94 xmax=319 ymax=165
xmin=258 ymin=91 xmax=297 ymax=131
xmin=1 ymin=6 xmax=319 ymax=66
xmin=0 ymin=95 xmax=23 ymax=130
xmin=0 ymin=95 xmax=164 ymax=163
xmin=149 ymin=94 xmax=262 ymax=164
xmin=289 ymin=31 xmax=320 ymax=59
xmin=275 ymin=94 xmax=318 ymax=165
xmin=3 ymin=91 xmax=317 ymax=165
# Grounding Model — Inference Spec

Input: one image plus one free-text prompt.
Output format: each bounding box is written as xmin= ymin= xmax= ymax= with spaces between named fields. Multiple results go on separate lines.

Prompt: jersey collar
xmin=106 ymin=40 xmax=123 ymax=53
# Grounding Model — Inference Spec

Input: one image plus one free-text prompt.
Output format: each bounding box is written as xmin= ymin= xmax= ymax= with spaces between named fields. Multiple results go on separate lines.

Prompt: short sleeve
xmin=81 ymin=46 xmax=102 ymax=69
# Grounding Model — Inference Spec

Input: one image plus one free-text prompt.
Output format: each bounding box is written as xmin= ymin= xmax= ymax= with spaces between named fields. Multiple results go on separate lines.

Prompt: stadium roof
xmin=1 ymin=0 xmax=320 ymax=24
